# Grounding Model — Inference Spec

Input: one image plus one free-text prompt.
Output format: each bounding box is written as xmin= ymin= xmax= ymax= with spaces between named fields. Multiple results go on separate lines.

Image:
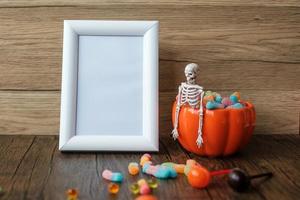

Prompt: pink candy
xmin=138 ymin=179 xmax=151 ymax=195
xmin=221 ymin=97 xmax=233 ymax=107
xmin=102 ymin=169 xmax=124 ymax=182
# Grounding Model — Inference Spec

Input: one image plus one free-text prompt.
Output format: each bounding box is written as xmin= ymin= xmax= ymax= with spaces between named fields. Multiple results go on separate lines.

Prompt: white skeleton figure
xmin=172 ymin=63 xmax=205 ymax=147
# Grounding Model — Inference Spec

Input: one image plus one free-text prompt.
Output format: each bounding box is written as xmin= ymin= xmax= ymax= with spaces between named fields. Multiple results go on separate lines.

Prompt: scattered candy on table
xmin=128 ymin=162 xmax=140 ymax=175
xmin=130 ymin=183 xmax=140 ymax=195
xmin=140 ymin=153 xmax=152 ymax=166
xmin=102 ymin=169 xmax=124 ymax=182
xmin=184 ymin=159 xmax=198 ymax=176
xmin=66 ymin=188 xmax=78 ymax=200
xmin=147 ymin=178 xmax=158 ymax=189
xmin=143 ymin=163 xmax=177 ymax=179
xmin=130 ymin=178 xmax=158 ymax=195
xmin=71 ymin=154 xmax=273 ymax=198
xmin=162 ymin=162 xmax=185 ymax=174
xmin=108 ymin=183 xmax=120 ymax=194
xmin=137 ymin=179 xmax=151 ymax=195
xmin=141 ymin=154 xmax=177 ymax=179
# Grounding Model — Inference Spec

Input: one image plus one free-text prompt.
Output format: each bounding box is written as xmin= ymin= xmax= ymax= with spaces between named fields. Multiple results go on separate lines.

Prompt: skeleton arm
xmin=171 ymin=85 xmax=182 ymax=140
xmin=196 ymin=90 xmax=205 ymax=147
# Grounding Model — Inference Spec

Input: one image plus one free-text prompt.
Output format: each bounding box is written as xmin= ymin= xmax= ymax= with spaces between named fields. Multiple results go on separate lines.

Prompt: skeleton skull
xmin=184 ymin=63 xmax=199 ymax=85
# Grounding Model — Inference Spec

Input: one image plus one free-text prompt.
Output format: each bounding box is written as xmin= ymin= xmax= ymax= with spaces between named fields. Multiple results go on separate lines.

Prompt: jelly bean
xmin=135 ymin=194 xmax=158 ymax=200
xmin=184 ymin=159 xmax=200 ymax=176
xmin=108 ymin=183 xmax=119 ymax=194
xmin=226 ymin=103 xmax=244 ymax=109
xmin=215 ymin=95 xmax=222 ymax=103
xmin=162 ymin=162 xmax=185 ymax=174
xmin=137 ymin=179 xmax=151 ymax=195
xmin=66 ymin=188 xmax=78 ymax=200
xmin=229 ymin=95 xmax=239 ymax=104
xmin=140 ymin=154 xmax=152 ymax=166
xmin=187 ymin=165 xmax=212 ymax=188
xmin=203 ymin=95 xmax=215 ymax=104
xmin=130 ymin=183 xmax=140 ymax=195
xmin=206 ymin=101 xmax=225 ymax=110
xmin=231 ymin=92 xmax=241 ymax=100
xmin=221 ymin=97 xmax=233 ymax=107
xmin=212 ymin=92 xmax=220 ymax=97
xmin=204 ymin=91 xmax=213 ymax=96
xmin=147 ymin=178 xmax=158 ymax=189
xmin=143 ymin=163 xmax=177 ymax=179
xmin=128 ymin=162 xmax=140 ymax=175
xmin=102 ymin=169 xmax=123 ymax=182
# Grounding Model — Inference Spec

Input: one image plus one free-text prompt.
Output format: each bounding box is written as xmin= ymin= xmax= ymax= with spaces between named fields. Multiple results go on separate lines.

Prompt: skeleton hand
xmin=172 ymin=129 xmax=179 ymax=140
xmin=196 ymin=134 xmax=203 ymax=147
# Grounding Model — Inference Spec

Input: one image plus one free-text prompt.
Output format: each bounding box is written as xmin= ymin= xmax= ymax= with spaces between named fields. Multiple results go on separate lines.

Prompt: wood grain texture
xmin=0 ymin=91 xmax=60 ymax=135
xmin=0 ymin=5 xmax=300 ymax=90
xmin=0 ymin=135 xmax=299 ymax=200
xmin=0 ymin=0 xmax=300 ymax=7
xmin=0 ymin=1 xmax=299 ymax=135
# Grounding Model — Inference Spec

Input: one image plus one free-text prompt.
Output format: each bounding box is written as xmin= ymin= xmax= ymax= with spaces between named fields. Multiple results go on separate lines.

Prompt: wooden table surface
xmin=0 ymin=134 xmax=299 ymax=200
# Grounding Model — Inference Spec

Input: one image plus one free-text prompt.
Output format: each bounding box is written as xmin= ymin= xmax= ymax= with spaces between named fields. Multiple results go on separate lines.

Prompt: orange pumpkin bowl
xmin=172 ymin=101 xmax=256 ymax=157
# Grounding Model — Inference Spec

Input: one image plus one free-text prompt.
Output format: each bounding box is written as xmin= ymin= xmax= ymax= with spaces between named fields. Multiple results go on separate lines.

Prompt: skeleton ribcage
xmin=180 ymin=84 xmax=202 ymax=107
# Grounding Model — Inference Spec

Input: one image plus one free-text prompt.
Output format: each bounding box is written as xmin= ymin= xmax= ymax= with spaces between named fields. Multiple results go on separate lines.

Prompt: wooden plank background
xmin=0 ymin=0 xmax=299 ymax=135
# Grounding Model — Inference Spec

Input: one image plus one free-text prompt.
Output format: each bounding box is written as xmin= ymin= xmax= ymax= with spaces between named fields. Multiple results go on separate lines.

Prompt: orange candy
xmin=174 ymin=164 xmax=185 ymax=174
xmin=203 ymin=95 xmax=215 ymax=104
xmin=128 ymin=162 xmax=140 ymax=175
xmin=187 ymin=166 xmax=211 ymax=188
xmin=108 ymin=183 xmax=120 ymax=194
xmin=140 ymin=154 xmax=152 ymax=166
xmin=66 ymin=188 xmax=78 ymax=200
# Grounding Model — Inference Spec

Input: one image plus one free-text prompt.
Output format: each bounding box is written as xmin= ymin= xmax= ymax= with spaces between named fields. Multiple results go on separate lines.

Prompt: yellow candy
xmin=130 ymin=183 xmax=140 ymax=195
xmin=137 ymin=179 xmax=147 ymax=186
xmin=108 ymin=183 xmax=119 ymax=194
xmin=147 ymin=178 xmax=158 ymax=189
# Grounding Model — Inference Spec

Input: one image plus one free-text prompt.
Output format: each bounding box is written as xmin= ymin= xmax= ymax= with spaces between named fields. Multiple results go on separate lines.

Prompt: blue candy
xmin=215 ymin=95 xmax=222 ymax=103
xmin=206 ymin=101 xmax=225 ymax=110
xmin=230 ymin=95 xmax=239 ymax=104
xmin=143 ymin=163 xmax=177 ymax=179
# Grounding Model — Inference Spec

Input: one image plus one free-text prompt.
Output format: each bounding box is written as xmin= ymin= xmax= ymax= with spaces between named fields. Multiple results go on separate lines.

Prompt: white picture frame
xmin=59 ymin=20 xmax=159 ymax=151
